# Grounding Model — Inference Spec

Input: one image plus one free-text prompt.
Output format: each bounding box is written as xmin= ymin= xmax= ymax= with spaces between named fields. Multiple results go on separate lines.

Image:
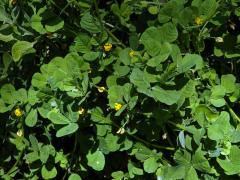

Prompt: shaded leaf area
xmin=1 ymin=0 xmax=240 ymax=179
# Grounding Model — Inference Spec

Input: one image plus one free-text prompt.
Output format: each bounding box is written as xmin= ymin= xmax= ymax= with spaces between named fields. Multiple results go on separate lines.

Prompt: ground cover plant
xmin=1 ymin=0 xmax=240 ymax=179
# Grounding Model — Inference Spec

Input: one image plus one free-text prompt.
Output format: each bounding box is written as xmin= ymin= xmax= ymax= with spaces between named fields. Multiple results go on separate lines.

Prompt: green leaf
xmin=56 ymin=123 xmax=79 ymax=137
xmin=192 ymin=148 xmax=213 ymax=173
xmin=140 ymin=27 xmax=162 ymax=56
xmin=194 ymin=105 xmax=219 ymax=126
xmin=113 ymin=65 xmax=130 ymax=77
xmin=47 ymin=110 xmax=70 ymax=124
xmin=177 ymin=54 xmax=203 ymax=73
xmin=118 ymin=48 xmax=131 ymax=65
xmin=83 ymin=51 xmax=100 ymax=61
xmin=230 ymin=129 xmax=240 ymax=143
xmin=111 ymin=171 xmax=124 ymax=180
xmin=148 ymin=6 xmax=159 ymax=15
xmin=25 ymin=108 xmax=38 ymax=127
xmin=11 ymin=41 xmax=35 ymax=62
xmin=152 ymin=86 xmax=180 ymax=105
xmin=14 ymin=88 xmax=28 ymax=103
xmin=70 ymin=33 xmax=91 ymax=53
xmin=207 ymin=111 xmax=231 ymax=141
xmin=91 ymin=107 xmax=111 ymax=124
xmin=41 ymin=165 xmax=57 ymax=179
xmin=31 ymin=8 xmax=64 ymax=33
xmin=147 ymin=42 xmax=172 ymax=67
xmin=99 ymin=133 xmax=120 ymax=153
xmin=31 ymin=8 xmax=47 ymax=34
xmin=29 ymin=134 xmax=39 ymax=152
xmin=31 ymin=73 xmax=48 ymax=89
xmin=200 ymin=0 xmax=218 ymax=19
xmin=210 ymin=85 xmax=226 ymax=107
xmin=45 ymin=18 xmax=64 ymax=32
xmin=80 ymin=12 xmax=101 ymax=33
xmin=68 ymin=173 xmax=82 ymax=180
xmin=174 ymin=150 xmax=191 ymax=165
xmin=3 ymin=52 xmax=12 ymax=73
xmin=0 ymin=33 xmax=15 ymax=42
xmin=217 ymin=146 xmax=240 ymax=175
xmin=130 ymin=68 xmax=151 ymax=95
xmin=40 ymin=145 xmax=50 ymax=163
xmin=185 ymin=166 xmax=198 ymax=180
xmin=160 ymin=22 xmax=178 ymax=43
xmin=87 ymin=150 xmax=105 ymax=171
xmin=0 ymin=99 xmax=12 ymax=113
xmin=143 ymin=157 xmax=158 ymax=173
xmin=128 ymin=161 xmax=144 ymax=178
xmin=140 ymin=23 xmax=177 ymax=56
xmin=162 ymin=165 xmax=185 ymax=179
xmin=108 ymin=85 xmax=124 ymax=107
xmin=221 ymin=74 xmax=236 ymax=93
xmin=0 ymin=84 xmax=16 ymax=104
xmin=0 ymin=7 xmax=12 ymax=23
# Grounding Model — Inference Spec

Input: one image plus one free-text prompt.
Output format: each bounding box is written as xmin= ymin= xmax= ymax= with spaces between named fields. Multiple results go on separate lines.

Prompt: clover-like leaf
xmin=11 ymin=41 xmax=35 ymax=62
xmin=87 ymin=150 xmax=105 ymax=171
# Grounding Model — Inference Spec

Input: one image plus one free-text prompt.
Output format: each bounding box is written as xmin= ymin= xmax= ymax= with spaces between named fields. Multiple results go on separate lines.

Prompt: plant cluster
xmin=1 ymin=0 xmax=240 ymax=179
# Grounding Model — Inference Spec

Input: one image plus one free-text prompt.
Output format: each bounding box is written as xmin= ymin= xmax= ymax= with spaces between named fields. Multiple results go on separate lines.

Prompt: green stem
xmin=130 ymin=134 xmax=175 ymax=151
xmin=105 ymin=28 xmax=126 ymax=48
xmin=226 ymin=102 xmax=240 ymax=123
xmin=93 ymin=0 xmax=104 ymax=43
xmin=99 ymin=116 xmax=175 ymax=151
xmin=163 ymin=126 xmax=174 ymax=147
xmin=167 ymin=121 xmax=186 ymax=130
xmin=62 ymin=132 xmax=78 ymax=180
xmin=7 ymin=150 xmax=24 ymax=175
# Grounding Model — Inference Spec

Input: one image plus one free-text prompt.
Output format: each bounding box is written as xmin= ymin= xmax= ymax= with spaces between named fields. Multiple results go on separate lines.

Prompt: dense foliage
xmin=1 ymin=0 xmax=240 ymax=179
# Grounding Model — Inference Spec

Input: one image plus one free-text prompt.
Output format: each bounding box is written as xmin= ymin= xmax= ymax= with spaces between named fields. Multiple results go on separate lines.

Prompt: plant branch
xmin=7 ymin=150 xmax=24 ymax=175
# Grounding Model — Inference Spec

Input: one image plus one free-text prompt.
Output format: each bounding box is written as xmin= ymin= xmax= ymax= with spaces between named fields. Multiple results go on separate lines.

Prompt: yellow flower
xmin=78 ymin=107 xmax=85 ymax=115
xmin=17 ymin=129 xmax=23 ymax=137
xmin=103 ymin=43 xmax=112 ymax=52
xmin=46 ymin=32 xmax=53 ymax=39
xmin=88 ymin=68 xmax=92 ymax=74
xmin=14 ymin=108 xmax=23 ymax=117
xmin=98 ymin=86 xmax=106 ymax=93
xmin=116 ymin=127 xmax=125 ymax=134
xmin=114 ymin=103 xmax=122 ymax=111
xmin=195 ymin=17 xmax=204 ymax=26
xmin=215 ymin=37 xmax=224 ymax=43
xmin=10 ymin=0 xmax=17 ymax=5
xmin=129 ymin=50 xmax=135 ymax=57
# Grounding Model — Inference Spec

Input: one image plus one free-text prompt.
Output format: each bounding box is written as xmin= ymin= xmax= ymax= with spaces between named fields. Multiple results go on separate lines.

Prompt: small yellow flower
xmin=98 ymin=86 xmax=106 ymax=93
xmin=10 ymin=0 xmax=17 ymax=5
xmin=88 ymin=68 xmax=92 ymax=74
xmin=215 ymin=37 xmax=224 ymax=43
xmin=195 ymin=17 xmax=204 ymax=26
xmin=14 ymin=108 xmax=23 ymax=117
xmin=129 ymin=50 xmax=135 ymax=57
xmin=116 ymin=127 xmax=125 ymax=134
xmin=78 ymin=107 xmax=85 ymax=115
xmin=17 ymin=129 xmax=23 ymax=137
xmin=103 ymin=43 xmax=112 ymax=52
xmin=114 ymin=103 xmax=122 ymax=111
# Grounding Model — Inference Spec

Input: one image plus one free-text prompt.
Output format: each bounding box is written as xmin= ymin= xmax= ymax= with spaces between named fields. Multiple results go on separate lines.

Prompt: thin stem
xmin=105 ymin=28 xmax=126 ymax=48
xmin=99 ymin=116 xmax=175 ymax=151
xmin=130 ymin=134 xmax=175 ymax=151
xmin=62 ymin=132 xmax=78 ymax=180
xmin=7 ymin=150 xmax=24 ymax=175
xmin=226 ymin=102 xmax=240 ymax=124
xmin=163 ymin=126 xmax=174 ymax=147
xmin=93 ymin=0 xmax=104 ymax=41
xmin=198 ymin=21 xmax=209 ymax=38
xmin=167 ymin=121 xmax=186 ymax=130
